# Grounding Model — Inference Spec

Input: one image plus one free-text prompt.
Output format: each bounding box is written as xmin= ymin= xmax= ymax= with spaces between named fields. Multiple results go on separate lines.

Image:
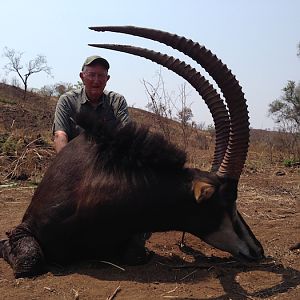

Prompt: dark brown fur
xmin=0 ymin=111 xmax=264 ymax=278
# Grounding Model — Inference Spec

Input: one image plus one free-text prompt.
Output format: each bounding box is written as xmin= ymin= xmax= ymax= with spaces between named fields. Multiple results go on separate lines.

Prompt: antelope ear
xmin=193 ymin=181 xmax=215 ymax=203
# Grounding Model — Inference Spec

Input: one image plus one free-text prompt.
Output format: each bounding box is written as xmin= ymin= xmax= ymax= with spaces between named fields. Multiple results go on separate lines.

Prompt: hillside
xmin=0 ymin=83 xmax=56 ymax=135
xmin=1 ymin=83 xmax=299 ymax=182
xmin=0 ymin=83 xmax=214 ymax=182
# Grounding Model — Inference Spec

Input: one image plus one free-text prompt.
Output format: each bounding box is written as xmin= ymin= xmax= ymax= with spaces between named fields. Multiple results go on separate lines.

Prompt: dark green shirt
xmin=53 ymin=88 xmax=130 ymax=140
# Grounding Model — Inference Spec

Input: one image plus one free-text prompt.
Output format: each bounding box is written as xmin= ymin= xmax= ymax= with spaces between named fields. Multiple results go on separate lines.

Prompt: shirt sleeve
xmin=116 ymin=95 xmax=130 ymax=126
xmin=52 ymin=95 xmax=73 ymax=138
xmin=108 ymin=92 xmax=130 ymax=126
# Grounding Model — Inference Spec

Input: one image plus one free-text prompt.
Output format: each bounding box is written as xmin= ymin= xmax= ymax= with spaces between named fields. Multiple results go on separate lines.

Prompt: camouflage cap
xmin=81 ymin=55 xmax=110 ymax=71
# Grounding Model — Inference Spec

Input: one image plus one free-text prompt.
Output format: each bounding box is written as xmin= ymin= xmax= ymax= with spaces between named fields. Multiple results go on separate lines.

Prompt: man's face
xmin=80 ymin=64 xmax=110 ymax=101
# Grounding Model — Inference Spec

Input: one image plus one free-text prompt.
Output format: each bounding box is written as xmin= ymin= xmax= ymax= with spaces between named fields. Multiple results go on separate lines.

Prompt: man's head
xmin=80 ymin=55 xmax=110 ymax=102
xmin=81 ymin=55 xmax=110 ymax=71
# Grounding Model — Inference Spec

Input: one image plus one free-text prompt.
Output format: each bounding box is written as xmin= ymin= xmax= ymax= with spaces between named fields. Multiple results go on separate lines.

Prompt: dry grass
xmin=0 ymin=83 xmax=299 ymax=184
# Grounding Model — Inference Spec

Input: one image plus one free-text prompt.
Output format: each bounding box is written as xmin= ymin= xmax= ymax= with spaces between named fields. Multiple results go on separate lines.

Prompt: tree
xmin=73 ymin=80 xmax=84 ymax=90
xmin=268 ymin=80 xmax=300 ymax=133
xmin=143 ymin=70 xmax=197 ymax=152
xmin=298 ymin=41 xmax=300 ymax=58
xmin=143 ymin=69 xmax=174 ymax=141
xmin=3 ymin=47 xmax=52 ymax=99
xmin=176 ymin=83 xmax=194 ymax=150
xmin=54 ymin=82 xmax=74 ymax=97
xmin=38 ymin=84 xmax=56 ymax=99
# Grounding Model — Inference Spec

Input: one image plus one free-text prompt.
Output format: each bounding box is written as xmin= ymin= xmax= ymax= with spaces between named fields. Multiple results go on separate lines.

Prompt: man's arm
xmin=53 ymin=94 xmax=73 ymax=153
xmin=117 ymin=96 xmax=130 ymax=126
xmin=54 ymin=130 xmax=68 ymax=153
xmin=107 ymin=92 xmax=130 ymax=126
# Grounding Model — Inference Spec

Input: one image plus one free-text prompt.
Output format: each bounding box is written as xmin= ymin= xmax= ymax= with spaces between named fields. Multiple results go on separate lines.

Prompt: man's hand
xmin=54 ymin=131 xmax=68 ymax=153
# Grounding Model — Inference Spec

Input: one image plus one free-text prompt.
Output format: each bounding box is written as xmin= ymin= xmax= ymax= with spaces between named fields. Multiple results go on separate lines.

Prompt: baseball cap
xmin=81 ymin=55 xmax=110 ymax=71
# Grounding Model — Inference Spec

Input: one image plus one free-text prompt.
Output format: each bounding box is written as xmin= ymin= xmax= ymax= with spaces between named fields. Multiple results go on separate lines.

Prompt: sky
xmin=0 ymin=0 xmax=299 ymax=130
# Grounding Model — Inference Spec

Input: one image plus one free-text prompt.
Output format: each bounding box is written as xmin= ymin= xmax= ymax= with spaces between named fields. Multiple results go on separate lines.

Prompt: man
xmin=52 ymin=55 xmax=151 ymax=264
xmin=53 ymin=55 xmax=130 ymax=153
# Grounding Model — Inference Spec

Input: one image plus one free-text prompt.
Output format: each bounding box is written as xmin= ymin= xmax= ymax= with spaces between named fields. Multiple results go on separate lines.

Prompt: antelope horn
xmin=89 ymin=26 xmax=250 ymax=179
xmin=89 ymin=43 xmax=229 ymax=171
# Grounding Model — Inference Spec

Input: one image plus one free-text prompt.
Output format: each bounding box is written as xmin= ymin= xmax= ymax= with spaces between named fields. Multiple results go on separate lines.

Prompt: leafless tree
xmin=3 ymin=47 xmax=52 ymax=99
xmin=176 ymin=83 xmax=194 ymax=151
xmin=38 ymin=84 xmax=56 ymax=99
xmin=1 ymin=77 xmax=7 ymax=84
xmin=10 ymin=76 xmax=20 ymax=88
xmin=143 ymin=69 xmax=174 ymax=141
xmin=143 ymin=70 xmax=198 ymax=150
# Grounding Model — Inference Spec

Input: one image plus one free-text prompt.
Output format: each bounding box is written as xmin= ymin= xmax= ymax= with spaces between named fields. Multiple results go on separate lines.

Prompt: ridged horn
xmin=89 ymin=26 xmax=250 ymax=179
xmin=89 ymin=43 xmax=229 ymax=171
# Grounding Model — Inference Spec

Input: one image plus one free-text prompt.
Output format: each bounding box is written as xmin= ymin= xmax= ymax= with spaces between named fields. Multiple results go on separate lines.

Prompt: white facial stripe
xmin=236 ymin=213 xmax=261 ymax=253
xmin=202 ymin=213 xmax=251 ymax=257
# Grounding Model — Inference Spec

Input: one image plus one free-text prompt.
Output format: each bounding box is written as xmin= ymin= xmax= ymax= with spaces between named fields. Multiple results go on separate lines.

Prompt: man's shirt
xmin=53 ymin=88 xmax=130 ymax=140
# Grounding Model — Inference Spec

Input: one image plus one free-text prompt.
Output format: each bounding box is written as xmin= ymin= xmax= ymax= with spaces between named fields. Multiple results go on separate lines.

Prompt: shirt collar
xmin=80 ymin=87 xmax=89 ymax=104
xmin=81 ymin=87 xmax=106 ymax=107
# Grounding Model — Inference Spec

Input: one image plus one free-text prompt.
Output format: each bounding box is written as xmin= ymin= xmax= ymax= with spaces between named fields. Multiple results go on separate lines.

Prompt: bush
xmin=0 ymin=134 xmax=25 ymax=155
xmin=0 ymin=97 xmax=17 ymax=105
xmin=283 ymin=158 xmax=300 ymax=167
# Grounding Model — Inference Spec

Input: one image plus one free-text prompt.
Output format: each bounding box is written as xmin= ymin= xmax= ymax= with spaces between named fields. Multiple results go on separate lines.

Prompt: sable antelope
xmin=0 ymin=26 xmax=264 ymax=278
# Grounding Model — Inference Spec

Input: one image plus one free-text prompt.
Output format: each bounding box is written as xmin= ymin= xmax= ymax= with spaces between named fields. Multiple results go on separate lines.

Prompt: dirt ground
xmin=0 ymin=168 xmax=299 ymax=300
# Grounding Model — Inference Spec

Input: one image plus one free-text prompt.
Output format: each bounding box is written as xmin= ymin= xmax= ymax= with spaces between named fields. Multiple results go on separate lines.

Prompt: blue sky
xmin=0 ymin=0 xmax=299 ymax=129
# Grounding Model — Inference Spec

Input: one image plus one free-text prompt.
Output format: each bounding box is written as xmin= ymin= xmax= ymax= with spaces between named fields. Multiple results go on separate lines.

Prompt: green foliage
xmin=0 ymin=134 xmax=8 ymax=145
xmin=0 ymin=134 xmax=15 ymax=154
xmin=268 ymin=80 xmax=300 ymax=133
xmin=0 ymin=134 xmax=25 ymax=155
xmin=283 ymin=158 xmax=300 ymax=167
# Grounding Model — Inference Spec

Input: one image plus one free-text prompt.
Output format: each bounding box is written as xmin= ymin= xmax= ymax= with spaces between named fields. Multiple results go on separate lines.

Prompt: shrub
xmin=0 ymin=134 xmax=25 ymax=155
xmin=283 ymin=158 xmax=300 ymax=167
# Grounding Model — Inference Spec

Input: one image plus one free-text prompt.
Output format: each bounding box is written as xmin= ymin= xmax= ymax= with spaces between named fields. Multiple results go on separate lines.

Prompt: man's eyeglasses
xmin=83 ymin=72 xmax=108 ymax=80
